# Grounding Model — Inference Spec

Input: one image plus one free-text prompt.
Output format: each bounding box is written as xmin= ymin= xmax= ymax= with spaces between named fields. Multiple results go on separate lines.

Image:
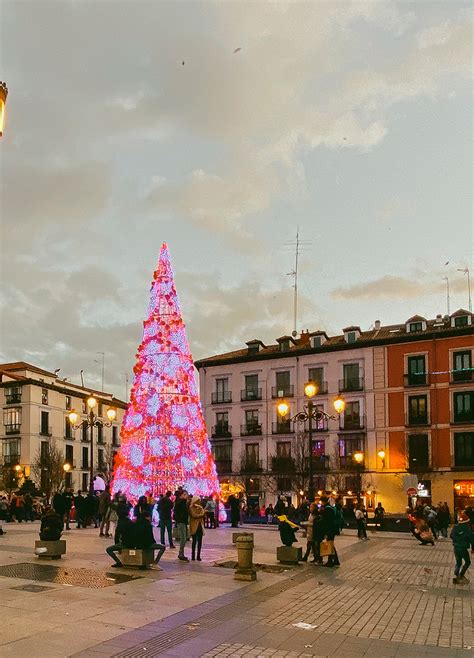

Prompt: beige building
xmin=0 ymin=362 xmax=127 ymax=492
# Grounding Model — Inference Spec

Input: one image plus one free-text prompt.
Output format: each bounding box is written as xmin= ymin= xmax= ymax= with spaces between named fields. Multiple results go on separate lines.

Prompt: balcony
xmin=211 ymin=391 xmax=232 ymax=404
xmin=313 ymin=455 xmax=330 ymax=471
xmin=404 ymin=373 xmax=429 ymax=387
xmin=450 ymin=369 xmax=474 ymax=384
xmin=3 ymin=454 xmax=20 ymax=466
xmin=212 ymin=424 xmax=232 ymax=438
xmin=339 ymin=415 xmax=366 ymax=431
xmin=4 ymin=423 xmax=21 ymax=435
xmin=240 ymin=423 xmax=262 ymax=436
xmin=452 ymin=413 xmax=474 ymax=425
xmin=308 ymin=417 xmax=329 ymax=432
xmin=272 ymin=421 xmax=294 ymax=435
xmin=271 ymin=455 xmax=296 ymax=474
xmin=40 ymin=425 xmax=52 ymax=437
xmin=339 ymin=455 xmax=365 ymax=469
xmin=214 ymin=459 xmax=232 ymax=474
xmin=339 ymin=377 xmax=364 ymax=392
xmin=313 ymin=381 xmax=328 ymax=395
xmin=5 ymin=393 xmax=22 ymax=404
xmin=406 ymin=413 xmax=429 ymax=427
xmin=240 ymin=459 xmax=263 ymax=474
xmin=271 ymin=385 xmax=294 ymax=399
xmin=241 ymin=388 xmax=262 ymax=401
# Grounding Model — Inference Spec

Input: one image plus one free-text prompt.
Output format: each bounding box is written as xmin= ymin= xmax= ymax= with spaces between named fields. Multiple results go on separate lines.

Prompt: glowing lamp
xmin=68 ymin=410 xmax=79 ymax=425
xmin=347 ymin=490 xmax=353 ymax=495
xmin=14 ymin=464 xmax=22 ymax=472
xmin=304 ymin=380 xmax=317 ymax=398
xmin=87 ymin=396 xmax=97 ymax=409
xmin=63 ymin=463 xmax=71 ymax=472
xmin=331 ymin=490 xmax=337 ymax=496
xmin=377 ymin=449 xmax=386 ymax=460
xmin=333 ymin=396 xmax=345 ymax=414
xmin=317 ymin=490 xmax=322 ymax=496
xmin=353 ymin=451 xmax=364 ymax=464
xmin=299 ymin=490 xmax=304 ymax=496
xmin=107 ymin=407 xmax=117 ymax=422
xmin=0 ymin=81 xmax=8 ymax=137
xmin=454 ymin=484 xmax=461 ymax=491
xmin=277 ymin=401 xmax=289 ymax=417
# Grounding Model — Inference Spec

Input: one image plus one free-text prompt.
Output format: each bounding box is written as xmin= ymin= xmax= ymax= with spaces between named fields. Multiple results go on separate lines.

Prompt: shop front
xmin=454 ymin=480 xmax=474 ymax=512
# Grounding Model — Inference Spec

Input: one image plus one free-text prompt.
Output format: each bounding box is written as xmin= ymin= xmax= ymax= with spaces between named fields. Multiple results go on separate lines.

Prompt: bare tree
xmin=0 ymin=464 xmax=21 ymax=496
xmin=291 ymin=431 xmax=311 ymax=499
xmin=97 ymin=443 xmax=118 ymax=484
xmin=31 ymin=440 xmax=65 ymax=500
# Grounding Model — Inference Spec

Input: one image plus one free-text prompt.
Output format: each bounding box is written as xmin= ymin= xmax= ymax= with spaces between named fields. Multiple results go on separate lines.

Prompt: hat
xmin=191 ymin=496 xmax=200 ymax=505
xmin=458 ymin=510 xmax=469 ymax=523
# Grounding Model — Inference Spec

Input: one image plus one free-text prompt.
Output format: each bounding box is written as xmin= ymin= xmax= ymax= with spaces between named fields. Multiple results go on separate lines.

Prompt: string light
xmin=112 ymin=243 xmax=220 ymax=500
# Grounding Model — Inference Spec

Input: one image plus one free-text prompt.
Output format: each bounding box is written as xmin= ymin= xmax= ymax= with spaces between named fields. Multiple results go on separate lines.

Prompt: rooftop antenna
xmin=95 ymin=351 xmax=105 ymax=391
xmin=285 ymin=229 xmax=311 ymax=338
xmin=457 ymin=267 xmax=472 ymax=312
xmin=443 ymin=276 xmax=450 ymax=316
xmin=124 ymin=372 xmax=130 ymax=401
xmin=80 ymin=369 xmax=84 ymax=387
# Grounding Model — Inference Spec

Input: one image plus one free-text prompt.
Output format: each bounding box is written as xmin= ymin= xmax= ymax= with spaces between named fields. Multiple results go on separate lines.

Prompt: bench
xmin=35 ymin=540 xmax=66 ymax=559
xmin=276 ymin=545 xmax=302 ymax=564
xmin=119 ymin=548 xmax=155 ymax=568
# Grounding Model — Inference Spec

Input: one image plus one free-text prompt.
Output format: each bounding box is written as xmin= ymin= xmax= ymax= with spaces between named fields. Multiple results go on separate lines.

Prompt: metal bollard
xmin=234 ymin=534 xmax=257 ymax=581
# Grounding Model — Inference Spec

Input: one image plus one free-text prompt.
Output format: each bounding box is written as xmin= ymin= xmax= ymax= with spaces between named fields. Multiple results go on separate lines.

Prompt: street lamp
xmin=69 ymin=395 xmax=116 ymax=491
xmin=277 ymin=381 xmax=345 ymax=503
xmin=377 ymin=449 xmax=386 ymax=469
xmin=0 ymin=81 xmax=8 ymax=137
xmin=353 ymin=450 xmax=364 ymax=501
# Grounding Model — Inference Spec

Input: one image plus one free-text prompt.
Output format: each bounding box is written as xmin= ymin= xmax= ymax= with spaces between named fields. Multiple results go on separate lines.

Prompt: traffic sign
xmin=406 ymin=487 xmax=417 ymax=496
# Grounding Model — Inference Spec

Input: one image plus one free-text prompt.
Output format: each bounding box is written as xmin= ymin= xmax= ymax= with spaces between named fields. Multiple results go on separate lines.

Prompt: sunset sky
xmin=0 ymin=1 xmax=472 ymax=398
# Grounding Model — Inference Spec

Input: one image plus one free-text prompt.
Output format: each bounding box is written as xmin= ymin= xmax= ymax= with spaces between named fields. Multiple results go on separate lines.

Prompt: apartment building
xmin=195 ymin=310 xmax=474 ymax=514
xmin=0 ymin=362 xmax=127 ymax=492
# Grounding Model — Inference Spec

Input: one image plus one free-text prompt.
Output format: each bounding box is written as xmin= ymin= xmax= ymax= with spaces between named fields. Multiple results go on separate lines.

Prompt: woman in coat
xmin=189 ymin=496 xmax=205 ymax=561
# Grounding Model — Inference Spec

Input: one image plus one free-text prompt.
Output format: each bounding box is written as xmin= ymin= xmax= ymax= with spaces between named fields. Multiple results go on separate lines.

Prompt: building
xmin=195 ymin=310 xmax=474 ymax=514
xmin=0 ymin=362 xmax=127 ymax=492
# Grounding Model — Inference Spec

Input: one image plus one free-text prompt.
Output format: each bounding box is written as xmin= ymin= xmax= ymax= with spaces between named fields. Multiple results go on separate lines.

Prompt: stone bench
xmin=119 ymin=548 xmax=155 ymax=568
xmin=276 ymin=545 xmax=302 ymax=564
xmin=232 ymin=531 xmax=254 ymax=544
xmin=35 ymin=540 xmax=66 ymax=559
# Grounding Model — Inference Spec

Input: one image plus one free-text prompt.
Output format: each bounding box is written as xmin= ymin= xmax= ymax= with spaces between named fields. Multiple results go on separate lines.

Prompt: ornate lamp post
xmin=353 ymin=450 xmax=364 ymax=501
xmin=69 ymin=396 xmax=116 ymax=491
xmin=377 ymin=449 xmax=386 ymax=469
xmin=0 ymin=81 xmax=8 ymax=137
xmin=277 ymin=381 xmax=346 ymax=502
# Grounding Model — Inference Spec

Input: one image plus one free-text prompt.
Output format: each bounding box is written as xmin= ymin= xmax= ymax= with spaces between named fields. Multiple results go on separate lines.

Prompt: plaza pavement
xmin=0 ymin=522 xmax=472 ymax=657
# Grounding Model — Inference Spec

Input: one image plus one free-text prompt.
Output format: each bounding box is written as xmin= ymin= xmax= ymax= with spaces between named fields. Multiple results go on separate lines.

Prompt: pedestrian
xmin=15 ymin=494 xmax=25 ymax=523
xmin=52 ymin=490 xmax=66 ymax=525
xmin=134 ymin=495 xmax=149 ymax=519
xmin=228 ymin=494 xmax=240 ymax=528
xmin=158 ymin=491 xmax=175 ymax=548
xmin=174 ymin=489 xmax=189 ymax=562
xmin=64 ymin=489 xmax=74 ymax=530
xmin=320 ymin=496 xmax=340 ymax=567
xmin=424 ymin=505 xmax=438 ymax=540
xmin=355 ymin=504 xmax=368 ymax=540
xmin=374 ymin=502 xmax=385 ymax=530
xmin=205 ymin=496 xmax=217 ymax=529
xmin=74 ymin=490 xmax=86 ymax=528
xmin=265 ymin=503 xmax=274 ymax=525
xmin=465 ymin=506 xmax=474 ymax=553
xmin=451 ymin=510 xmax=473 ymax=585
xmin=302 ymin=503 xmax=316 ymax=562
xmin=99 ymin=486 xmax=111 ymax=537
xmin=437 ymin=502 xmax=450 ymax=538
xmin=335 ymin=500 xmax=344 ymax=534
xmin=189 ymin=496 xmax=205 ymax=561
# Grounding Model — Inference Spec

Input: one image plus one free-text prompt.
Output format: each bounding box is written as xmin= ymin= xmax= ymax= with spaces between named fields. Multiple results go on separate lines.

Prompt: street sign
xmin=406 ymin=487 xmax=417 ymax=496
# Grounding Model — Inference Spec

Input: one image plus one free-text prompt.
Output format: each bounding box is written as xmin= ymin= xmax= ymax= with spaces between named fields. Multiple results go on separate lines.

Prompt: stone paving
xmin=0 ymin=523 xmax=472 ymax=657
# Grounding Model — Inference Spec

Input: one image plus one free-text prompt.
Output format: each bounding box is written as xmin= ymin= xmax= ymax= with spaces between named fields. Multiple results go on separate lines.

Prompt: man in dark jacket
xmin=106 ymin=515 xmax=135 ymax=567
xmin=64 ymin=489 xmax=74 ymax=530
xmin=451 ymin=510 xmax=473 ymax=584
xmin=74 ymin=491 xmax=86 ymax=528
xmin=52 ymin=491 xmax=66 ymax=523
xmin=135 ymin=512 xmax=165 ymax=567
xmin=320 ymin=497 xmax=340 ymax=567
xmin=228 ymin=494 xmax=240 ymax=528
xmin=174 ymin=490 xmax=189 ymax=562
xmin=39 ymin=508 xmax=63 ymax=541
xmin=158 ymin=491 xmax=174 ymax=548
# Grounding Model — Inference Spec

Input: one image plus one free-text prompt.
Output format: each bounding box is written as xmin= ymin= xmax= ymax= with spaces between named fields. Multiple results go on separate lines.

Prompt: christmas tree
xmin=112 ymin=243 xmax=220 ymax=500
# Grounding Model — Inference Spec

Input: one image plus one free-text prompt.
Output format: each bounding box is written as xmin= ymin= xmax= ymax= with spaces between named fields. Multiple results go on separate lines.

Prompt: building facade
xmin=0 ymin=362 xmax=127 ymax=493
xmin=195 ymin=310 xmax=474 ymax=514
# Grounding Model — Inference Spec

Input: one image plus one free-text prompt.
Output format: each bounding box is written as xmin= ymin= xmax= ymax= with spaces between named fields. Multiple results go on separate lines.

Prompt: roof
xmin=406 ymin=315 xmax=426 ymax=323
xmin=342 ymin=326 xmax=361 ymax=333
xmin=451 ymin=308 xmax=470 ymax=317
xmin=0 ymin=361 xmax=57 ymax=378
xmin=194 ymin=316 xmax=474 ymax=368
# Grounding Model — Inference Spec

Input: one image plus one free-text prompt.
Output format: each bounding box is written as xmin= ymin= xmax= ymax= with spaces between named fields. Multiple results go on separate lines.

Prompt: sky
xmin=0 ymin=0 xmax=472 ymax=400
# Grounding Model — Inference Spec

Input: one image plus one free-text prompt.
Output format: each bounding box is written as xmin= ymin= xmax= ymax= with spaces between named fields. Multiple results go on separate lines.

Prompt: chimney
xmin=374 ymin=320 xmax=381 ymax=330
xmin=436 ymin=314 xmax=442 ymax=322
xmin=299 ymin=330 xmax=310 ymax=346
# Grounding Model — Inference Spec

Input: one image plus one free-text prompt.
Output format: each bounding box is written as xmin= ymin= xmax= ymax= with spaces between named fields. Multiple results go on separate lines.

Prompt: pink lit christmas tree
xmin=112 ymin=243 xmax=220 ymax=500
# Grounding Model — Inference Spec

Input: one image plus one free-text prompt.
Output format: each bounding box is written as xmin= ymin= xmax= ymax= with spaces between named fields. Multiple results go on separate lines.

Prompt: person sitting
xmin=277 ymin=514 xmax=299 ymax=546
xmin=134 ymin=511 xmax=166 ymax=568
xmin=106 ymin=514 xmax=135 ymax=567
xmin=39 ymin=507 xmax=63 ymax=541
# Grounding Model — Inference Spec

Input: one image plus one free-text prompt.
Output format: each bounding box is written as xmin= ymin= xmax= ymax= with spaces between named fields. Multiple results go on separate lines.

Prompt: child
xmin=450 ymin=510 xmax=473 ymax=585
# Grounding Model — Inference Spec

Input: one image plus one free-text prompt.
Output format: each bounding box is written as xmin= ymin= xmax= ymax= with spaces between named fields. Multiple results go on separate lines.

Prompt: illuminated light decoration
xmin=112 ymin=242 xmax=220 ymax=500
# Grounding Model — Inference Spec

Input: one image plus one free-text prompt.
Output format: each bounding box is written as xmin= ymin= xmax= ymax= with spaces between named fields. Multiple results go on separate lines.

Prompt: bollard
xmin=234 ymin=534 xmax=257 ymax=581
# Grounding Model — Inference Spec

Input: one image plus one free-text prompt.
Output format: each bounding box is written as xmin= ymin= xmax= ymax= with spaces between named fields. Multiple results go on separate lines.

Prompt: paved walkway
xmin=0 ymin=523 xmax=472 ymax=657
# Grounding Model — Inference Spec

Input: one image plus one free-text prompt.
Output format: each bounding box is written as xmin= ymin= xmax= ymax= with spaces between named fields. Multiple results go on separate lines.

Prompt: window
xmin=5 ymin=385 xmax=22 ymax=404
xmin=98 ymin=448 xmax=104 ymax=469
xmin=40 ymin=411 xmax=50 ymax=435
xmin=345 ymin=476 xmax=359 ymax=492
xmin=453 ymin=392 xmax=474 ymax=423
xmin=82 ymin=399 xmax=87 ymax=413
xmin=245 ymin=443 xmax=259 ymax=463
xmin=454 ymin=432 xmax=474 ymax=467
xmin=65 ymin=395 xmax=72 ymax=410
xmin=407 ymin=355 xmax=427 ymax=386
xmin=65 ymin=416 xmax=72 ymax=439
xmin=82 ymin=424 xmax=88 ymax=442
xmin=244 ymin=374 xmax=258 ymax=397
xmin=112 ymin=426 xmax=118 ymax=445
xmin=97 ymin=423 xmax=104 ymax=443
xmin=98 ymin=402 xmax=103 ymax=417
xmin=342 ymin=363 xmax=361 ymax=391
xmin=408 ymin=434 xmax=429 ymax=469
xmin=453 ymin=351 xmax=472 ymax=382
xmin=82 ymin=446 xmax=89 ymax=469
xmin=244 ymin=409 xmax=259 ymax=433
xmin=409 ymin=322 xmax=423 ymax=332
xmin=276 ymin=441 xmax=291 ymax=457
xmin=454 ymin=315 xmax=468 ymax=327
xmin=3 ymin=439 xmax=20 ymax=464
xmin=40 ymin=441 xmax=49 ymax=463
xmin=311 ymin=336 xmax=322 ymax=348
xmin=408 ymin=395 xmax=428 ymax=425
xmin=3 ymin=407 xmax=21 ymax=433
xmin=214 ymin=412 xmax=230 ymax=436
xmin=82 ymin=473 xmax=88 ymax=491
xmin=212 ymin=378 xmax=231 ymax=403
xmin=65 ymin=472 xmax=72 ymax=488
xmin=312 ymin=439 xmax=325 ymax=456
xmin=308 ymin=367 xmax=325 ymax=394
xmin=42 ymin=388 xmax=48 ymax=405
xmin=339 ymin=436 xmax=363 ymax=457
xmin=343 ymin=401 xmax=361 ymax=429
xmin=212 ymin=442 xmax=232 ymax=462
xmin=346 ymin=331 xmax=356 ymax=344
xmin=276 ymin=371 xmax=290 ymax=396
xmin=65 ymin=444 xmax=74 ymax=464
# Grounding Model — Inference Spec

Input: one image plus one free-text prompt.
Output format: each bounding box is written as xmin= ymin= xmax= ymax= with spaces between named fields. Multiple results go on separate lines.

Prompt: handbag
xmin=319 ymin=539 xmax=335 ymax=556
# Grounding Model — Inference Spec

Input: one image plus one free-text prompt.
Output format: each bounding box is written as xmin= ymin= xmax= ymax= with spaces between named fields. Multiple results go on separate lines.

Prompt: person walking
xmin=355 ymin=504 xmax=368 ymax=540
xmin=205 ymin=496 xmax=217 ymax=529
xmin=74 ymin=490 xmax=86 ymax=528
xmin=437 ymin=502 xmax=450 ymax=538
xmin=52 ymin=491 xmax=66 ymax=526
xmin=451 ymin=510 xmax=473 ymax=585
xmin=228 ymin=494 xmax=240 ymax=528
xmin=189 ymin=496 xmax=205 ymax=561
xmin=424 ymin=505 xmax=438 ymax=540
xmin=99 ymin=486 xmax=111 ymax=537
xmin=174 ymin=490 xmax=189 ymax=562
xmin=320 ymin=496 xmax=340 ymax=567
xmin=374 ymin=502 xmax=385 ymax=530
xmin=64 ymin=489 xmax=74 ymax=530
xmin=158 ymin=491 xmax=175 ymax=548
xmin=302 ymin=503 xmax=316 ymax=562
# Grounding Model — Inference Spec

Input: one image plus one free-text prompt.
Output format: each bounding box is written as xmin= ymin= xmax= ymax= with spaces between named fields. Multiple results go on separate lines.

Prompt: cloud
xmin=331 ymin=273 xmax=468 ymax=301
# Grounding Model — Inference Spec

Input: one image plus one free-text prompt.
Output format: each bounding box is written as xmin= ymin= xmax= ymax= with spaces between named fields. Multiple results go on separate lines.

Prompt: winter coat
xmin=305 ymin=514 xmax=314 ymax=542
xmin=189 ymin=501 xmax=205 ymax=535
xmin=450 ymin=522 xmax=473 ymax=551
xmin=320 ymin=504 xmax=338 ymax=539
xmin=158 ymin=496 xmax=174 ymax=521
xmin=39 ymin=510 xmax=63 ymax=541
xmin=98 ymin=491 xmax=111 ymax=515
xmin=174 ymin=498 xmax=189 ymax=524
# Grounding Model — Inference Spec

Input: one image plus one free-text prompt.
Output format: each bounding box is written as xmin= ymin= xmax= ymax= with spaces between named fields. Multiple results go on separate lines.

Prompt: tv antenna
xmin=285 ymin=229 xmax=311 ymax=337
xmin=443 ymin=276 xmax=450 ymax=316
xmin=457 ymin=266 xmax=472 ymax=312
xmin=95 ymin=352 xmax=105 ymax=391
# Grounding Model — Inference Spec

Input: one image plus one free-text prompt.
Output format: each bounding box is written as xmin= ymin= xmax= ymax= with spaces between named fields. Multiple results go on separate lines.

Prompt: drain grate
xmin=11 ymin=584 xmax=56 ymax=593
xmin=214 ymin=560 xmax=294 ymax=574
xmin=0 ymin=562 xmax=141 ymax=588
